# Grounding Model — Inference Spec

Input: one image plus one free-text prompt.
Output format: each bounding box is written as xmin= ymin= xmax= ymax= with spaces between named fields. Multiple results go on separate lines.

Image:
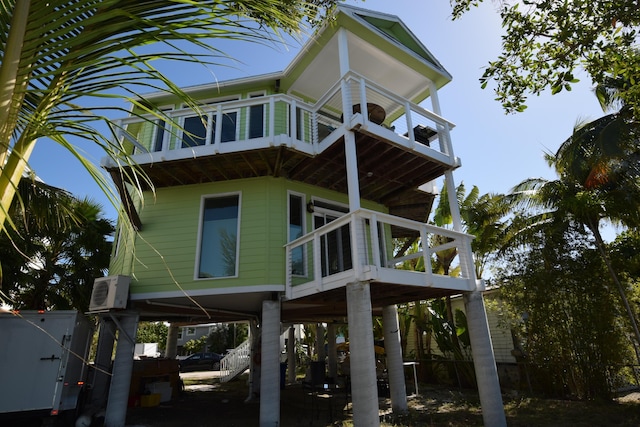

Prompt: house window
xmin=312 ymin=200 xmax=352 ymax=277
xmin=197 ymin=194 xmax=240 ymax=278
xmin=289 ymin=193 xmax=305 ymax=276
xmin=152 ymin=107 xmax=172 ymax=152
xmin=248 ymin=93 xmax=265 ymax=139
xmin=186 ymin=327 xmax=196 ymax=336
xmin=213 ymin=110 xmax=238 ymax=143
xmin=182 ymin=114 xmax=207 ymax=148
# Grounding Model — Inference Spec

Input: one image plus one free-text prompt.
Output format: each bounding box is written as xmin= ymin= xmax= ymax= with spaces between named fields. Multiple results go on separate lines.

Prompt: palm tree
xmin=0 ymin=0 xmax=339 ymax=235
xmin=0 ymin=176 xmax=113 ymax=312
xmin=434 ymin=182 xmax=509 ymax=278
xmin=507 ymin=119 xmax=640 ymax=359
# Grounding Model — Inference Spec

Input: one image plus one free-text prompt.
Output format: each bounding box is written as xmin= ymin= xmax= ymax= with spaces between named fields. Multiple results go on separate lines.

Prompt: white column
xmin=344 ymin=131 xmax=361 ymax=212
xmin=465 ymin=291 xmax=507 ymax=427
xmin=165 ymin=324 xmax=179 ymax=359
xmin=383 ymin=305 xmax=408 ymax=414
xmin=104 ymin=312 xmax=139 ymax=427
xmin=338 ymin=28 xmax=350 ymax=76
xmin=346 ymin=282 xmax=380 ymax=427
xmin=444 ymin=170 xmax=506 ymax=427
xmin=287 ymin=326 xmax=296 ymax=384
xmin=327 ymin=324 xmax=338 ymax=381
xmin=259 ymin=300 xmax=281 ymax=427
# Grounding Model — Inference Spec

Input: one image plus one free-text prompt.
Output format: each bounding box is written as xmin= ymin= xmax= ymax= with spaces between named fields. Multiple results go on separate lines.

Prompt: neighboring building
xmin=99 ymin=5 xmax=503 ymax=425
xmin=403 ymin=291 xmax=518 ymax=388
xmin=176 ymin=324 xmax=213 ymax=355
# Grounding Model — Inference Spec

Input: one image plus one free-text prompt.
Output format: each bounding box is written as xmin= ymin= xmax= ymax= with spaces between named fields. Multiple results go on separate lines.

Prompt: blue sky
xmin=28 ymin=0 xmax=612 ymax=236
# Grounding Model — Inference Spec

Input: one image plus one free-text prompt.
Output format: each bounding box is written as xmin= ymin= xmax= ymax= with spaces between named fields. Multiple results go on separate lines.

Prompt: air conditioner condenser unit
xmin=89 ymin=275 xmax=130 ymax=312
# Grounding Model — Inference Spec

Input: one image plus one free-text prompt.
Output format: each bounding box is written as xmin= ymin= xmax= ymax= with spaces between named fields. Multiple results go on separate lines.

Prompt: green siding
xmin=110 ymin=176 xmax=387 ymax=296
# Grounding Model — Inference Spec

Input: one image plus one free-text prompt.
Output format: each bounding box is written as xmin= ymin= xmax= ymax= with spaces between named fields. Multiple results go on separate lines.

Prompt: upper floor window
xmin=248 ymin=92 xmax=265 ymax=139
xmin=197 ymin=194 xmax=241 ymax=278
xmin=214 ymin=110 xmax=238 ymax=143
xmin=182 ymin=114 xmax=207 ymax=148
xmin=181 ymin=97 xmax=240 ymax=148
xmin=152 ymin=107 xmax=172 ymax=152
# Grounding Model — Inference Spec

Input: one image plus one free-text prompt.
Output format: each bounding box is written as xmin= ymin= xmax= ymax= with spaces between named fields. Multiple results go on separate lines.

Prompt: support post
xmin=443 ymin=169 xmax=506 ymax=426
xmin=316 ymin=323 xmax=326 ymax=362
xmin=464 ymin=291 xmax=507 ymax=427
xmin=383 ymin=305 xmax=408 ymax=414
xmin=248 ymin=320 xmax=260 ymax=401
xmin=259 ymin=300 xmax=281 ymax=427
xmin=288 ymin=326 xmax=296 ymax=384
xmin=89 ymin=317 xmax=117 ymax=408
xmin=346 ymin=282 xmax=380 ymax=427
xmin=104 ymin=312 xmax=139 ymax=427
xmin=327 ymin=323 xmax=338 ymax=381
xmin=165 ymin=324 xmax=179 ymax=359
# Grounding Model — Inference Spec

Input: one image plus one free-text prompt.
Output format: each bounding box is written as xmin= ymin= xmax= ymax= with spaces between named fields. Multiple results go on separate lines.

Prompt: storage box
xmin=140 ymin=393 xmax=161 ymax=407
xmin=146 ymin=382 xmax=172 ymax=403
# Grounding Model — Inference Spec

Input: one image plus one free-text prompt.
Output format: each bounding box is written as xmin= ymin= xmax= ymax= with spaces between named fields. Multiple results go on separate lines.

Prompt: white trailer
xmin=0 ymin=310 xmax=93 ymax=421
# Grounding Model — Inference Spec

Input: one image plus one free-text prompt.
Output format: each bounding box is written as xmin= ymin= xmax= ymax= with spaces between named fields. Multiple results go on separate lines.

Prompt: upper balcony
xmin=104 ymin=73 xmax=459 ymax=226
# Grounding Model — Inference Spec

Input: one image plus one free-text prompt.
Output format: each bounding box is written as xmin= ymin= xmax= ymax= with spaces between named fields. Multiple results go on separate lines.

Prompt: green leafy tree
xmin=0 ymin=0 xmax=341 ymax=240
xmin=208 ymin=322 xmax=249 ymax=354
xmin=137 ymin=322 xmax=169 ymax=352
xmin=496 ymin=225 xmax=630 ymax=399
xmin=0 ymin=177 xmax=113 ymax=312
xmin=450 ymin=1 xmax=640 ymax=115
xmin=507 ymin=102 xmax=640 ymax=359
xmin=184 ymin=335 xmax=208 ymax=355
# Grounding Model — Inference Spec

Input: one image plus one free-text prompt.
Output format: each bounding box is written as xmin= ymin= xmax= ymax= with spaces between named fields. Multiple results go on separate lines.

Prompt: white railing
xmin=219 ymin=339 xmax=251 ymax=383
xmin=284 ymin=208 xmax=476 ymax=299
xmin=109 ymin=73 xmax=457 ymax=168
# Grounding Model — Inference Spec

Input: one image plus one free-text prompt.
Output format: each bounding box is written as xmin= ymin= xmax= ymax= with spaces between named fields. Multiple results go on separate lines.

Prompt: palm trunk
xmin=0 ymin=1 xmax=32 ymax=231
xmin=589 ymin=221 xmax=640 ymax=364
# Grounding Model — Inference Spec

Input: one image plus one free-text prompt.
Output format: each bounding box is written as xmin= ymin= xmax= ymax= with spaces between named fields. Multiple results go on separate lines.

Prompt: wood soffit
xmin=109 ymin=132 xmax=446 ymax=224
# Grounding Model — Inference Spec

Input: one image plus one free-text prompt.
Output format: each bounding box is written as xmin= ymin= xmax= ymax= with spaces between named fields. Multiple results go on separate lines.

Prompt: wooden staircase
xmin=219 ymin=339 xmax=251 ymax=382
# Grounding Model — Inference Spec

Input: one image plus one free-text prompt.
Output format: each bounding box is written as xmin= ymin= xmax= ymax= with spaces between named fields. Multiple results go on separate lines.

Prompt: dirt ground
xmin=123 ymin=371 xmax=640 ymax=427
xmin=126 ymin=371 xmax=351 ymax=427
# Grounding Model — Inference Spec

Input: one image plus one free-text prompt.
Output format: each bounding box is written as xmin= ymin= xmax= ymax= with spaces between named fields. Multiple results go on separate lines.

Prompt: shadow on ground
xmin=124 ymin=371 xmax=640 ymax=427
xmin=126 ymin=372 xmax=352 ymax=427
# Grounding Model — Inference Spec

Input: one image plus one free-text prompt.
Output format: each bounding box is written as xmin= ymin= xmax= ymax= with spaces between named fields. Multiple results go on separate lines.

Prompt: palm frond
xmin=0 ymin=0 xmax=338 ymax=232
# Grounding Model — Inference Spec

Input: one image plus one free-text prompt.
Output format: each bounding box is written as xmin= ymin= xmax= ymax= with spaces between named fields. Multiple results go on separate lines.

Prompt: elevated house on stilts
xmin=96 ymin=5 xmax=506 ymax=426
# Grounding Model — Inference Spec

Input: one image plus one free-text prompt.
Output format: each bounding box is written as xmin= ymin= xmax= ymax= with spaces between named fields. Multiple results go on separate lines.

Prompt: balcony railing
xmin=110 ymin=72 xmax=457 ymax=167
xmin=284 ymin=208 xmax=477 ymax=300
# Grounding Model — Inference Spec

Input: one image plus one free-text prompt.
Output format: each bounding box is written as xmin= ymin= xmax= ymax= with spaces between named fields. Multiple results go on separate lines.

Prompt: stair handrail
xmin=219 ymin=339 xmax=251 ymax=382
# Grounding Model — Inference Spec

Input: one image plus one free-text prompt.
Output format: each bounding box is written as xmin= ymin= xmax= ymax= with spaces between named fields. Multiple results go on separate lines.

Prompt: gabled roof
xmin=337 ymin=5 xmax=451 ymax=80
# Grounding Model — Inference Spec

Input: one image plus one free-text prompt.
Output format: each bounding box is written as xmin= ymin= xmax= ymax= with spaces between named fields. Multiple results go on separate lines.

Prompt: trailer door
xmin=0 ymin=313 xmax=70 ymax=413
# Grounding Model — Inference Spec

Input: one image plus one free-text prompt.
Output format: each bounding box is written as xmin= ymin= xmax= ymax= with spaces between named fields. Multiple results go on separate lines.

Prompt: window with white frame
xmin=213 ymin=109 xmax=239 ymax=143
xmin=152 ymin=107 xmax=172 ymax=152
xmin=248 ymin=92 xmax=265 ymax=139
xmin=180 ymin=98 xmax=240 ymax=148
xmin=312 ymin=199 xmax=352 ymax=277
xmin=181 ymin=114 xmax=208 ymax=148
xmin=197 ymin=193 xmax=241 ymax=278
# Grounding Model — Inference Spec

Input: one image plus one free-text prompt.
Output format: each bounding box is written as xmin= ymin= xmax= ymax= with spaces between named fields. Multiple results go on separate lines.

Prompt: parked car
xmin=178 ymin=352 xmax=222 ymax=371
